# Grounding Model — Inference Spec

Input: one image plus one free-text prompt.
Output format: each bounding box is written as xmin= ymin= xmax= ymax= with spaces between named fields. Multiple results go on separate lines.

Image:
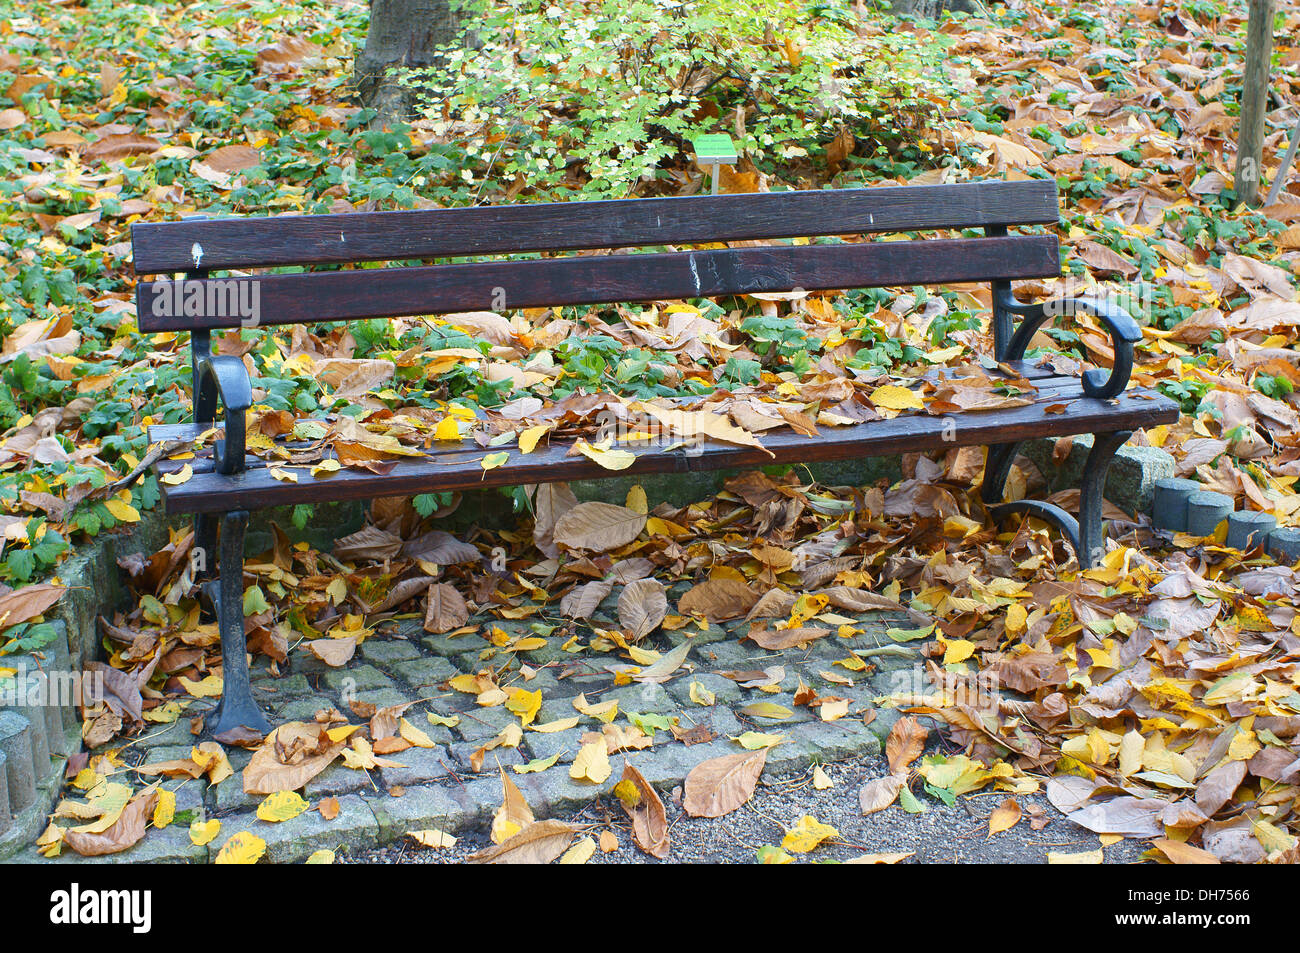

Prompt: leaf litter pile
xmin=1 ymin=0 xmax=1300 ymax=863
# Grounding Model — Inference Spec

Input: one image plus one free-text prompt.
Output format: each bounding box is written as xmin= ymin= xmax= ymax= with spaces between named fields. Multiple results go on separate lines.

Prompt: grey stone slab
xmin=421 ymin=631 xmax=490 ymax=659
xmin=211 ymin=777 xmax=260 ymax=815
xmin=251 ymin=793 xmax=380 ymax=863
xmin=378 ymin=745 xmax=453 ymax=788
xmin=321 ymin=665 xmax=394 ymax=693
xmin=271 ymin=695 xmax=339 ymax=723
xmin=251 ymin=673 xmax=316 ymax=701
xmin=360 ymin=638 xmax=424 ymax=666
xmin=366 ymin=780 xmax=489 ymax=839
xmin=449 ymin=741 xmax=527 ymax=772
xmin=522 ymin=728 xmax=581 ymax=765
xmin=453 ymin=705 xmax=524 ymax=742
xmin=621 ymin=740 xmax=734 ymax=790
xmin=513 ymin=757 xmax=625 ymax=817
xmin=303 ymin=763 xmax=376 ymax=799
xmin=602 ymin=682 xmax=675 ymax=716
xmin=390 ymin=657 xmax=458 ymax=692
xmin=22 ymin=822 xmax=209 ymax=864
xmin=0 ymin=710 xmax=37 ymax=813
xmin=662 ymin=623 xmax=730 ymax=647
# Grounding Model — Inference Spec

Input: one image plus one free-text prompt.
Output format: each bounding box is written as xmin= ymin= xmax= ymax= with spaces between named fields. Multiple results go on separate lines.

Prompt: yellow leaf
xmin=427 ymin=712 xmax=461 ymax=728
xmin=733 ymin=731 xmax=785 ymax=750
xmin=103 ymin=498 xmax=140 ymax=523
xmin=408 ymin=829 xmax=457 ymax=849
xmin=942 ymin=638 xmax=975 ymax=665
xmin=782 ymin=815 xmax=839 ymax=853
xmin=529 ymin=716 xmax=579 ymax=733
xmin=399 ymin=718 xmax=437 ymax=748
xmin=689 ymin=681 xmax=716 ymax=706
xmin=311 ymin=459 xmax=341 ymax=477
xmin=305 ymin=849 xmax=335 ymax=864
xmin=434 ymin=417 xmax=462 ymax=441
xmin=570 ymin=740 xmax=612 ymax=784
xmin=505 ymin=687 xmax=542 ymax=726
xmin=573 ymin=693 xmax=618 ymax=723
xmin=987 ymin=798 xmax=1022 ymax=835
xmin=812 ymin=765 xmax=833 ymax=790
xmin=1048 ymin=849 xmax=1103 ymax=864
xmin=869 ymin=384 xmax=924 ymax=411
xmin=190 ymin=818 xmax=221 ymax=846
xmin=518 ymin=424 xmax=549 ymax=453
xmin=178 ymin=675 xmax=223 ymax=698
xmin=740 ymin=702 xmax=793 ymax=720
xmin=152 ymin=789 xmax=176 ymax=830
xmin=161 ymin=464 xmax=193 ymax=486
xmin=560 ymin=835 xmax=597 ymax=864
xmin=574 ymin=438 xmax=636 ymax=471
xmin=215 ymin=831 xmax=266 ymax=864
xmin=481 ymin=451 xmax=509 ymax=471
xmin=256 ymin=791 xmax=308 ymax=823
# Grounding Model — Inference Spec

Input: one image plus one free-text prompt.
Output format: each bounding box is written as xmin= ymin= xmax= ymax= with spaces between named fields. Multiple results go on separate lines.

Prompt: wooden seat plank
xmin=131 ymin=180 xmax=1059 ymax=273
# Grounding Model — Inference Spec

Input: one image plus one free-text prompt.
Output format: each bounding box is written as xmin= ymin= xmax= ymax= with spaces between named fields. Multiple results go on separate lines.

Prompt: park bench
xmin=131 ymin=179 xmax=1180 ymax=738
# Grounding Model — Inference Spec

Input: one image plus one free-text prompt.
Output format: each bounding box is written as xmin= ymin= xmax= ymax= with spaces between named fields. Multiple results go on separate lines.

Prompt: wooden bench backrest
xmin=132 ymin=180 xmax=1061 ymax=333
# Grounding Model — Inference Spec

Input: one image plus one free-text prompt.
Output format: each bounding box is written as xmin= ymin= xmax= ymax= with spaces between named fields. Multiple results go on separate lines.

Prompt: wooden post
xmin=1233 ymin=0 xmax=1276 ymax=206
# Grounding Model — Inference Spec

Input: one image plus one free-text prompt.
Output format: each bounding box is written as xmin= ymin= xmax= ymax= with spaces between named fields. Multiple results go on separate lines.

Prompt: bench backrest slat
xmin=130 ymin=180 xmax=1058 ymax=274
xmin=136 ymin=234 xmax=1059 ymax=332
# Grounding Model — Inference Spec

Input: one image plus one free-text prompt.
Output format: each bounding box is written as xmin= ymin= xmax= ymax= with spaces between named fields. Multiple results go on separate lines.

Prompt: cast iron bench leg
xmin=205 ymin=509 xmax=270 ymax=738
xmin=982 ymin=430 xmax=1132 ymax=569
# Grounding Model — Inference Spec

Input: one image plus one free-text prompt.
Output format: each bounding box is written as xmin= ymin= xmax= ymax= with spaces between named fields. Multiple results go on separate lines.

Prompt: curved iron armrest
xmin=193 ymin=341 xmax=252 ymax=475
xmin=994 ymin=285 xmax=1142 ymax=400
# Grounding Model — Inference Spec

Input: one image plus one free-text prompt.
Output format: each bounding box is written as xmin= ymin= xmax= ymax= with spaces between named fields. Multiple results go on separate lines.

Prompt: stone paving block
xmin=449 ymin=741 xmax=527 ymax=772
xmin=322 ymin=664 xmax=394 ymax=693
xmin=513 ymin=757 xmax=624 ymax=817
xmin=360 ymin=638 xmax=424 ymax=666
xmin=454 ymin=705 xmax=524 ymax=742
xmin=421 ymin=632 xmax=490 ymax=660
xmin=621 ymin=740 xmax=732 ymax=790
xmin=251 ymin=673 xmax=316 ymax=701
xmin=0 ymin=711 xmax=37 ymax=813
xmin=304 ymin=763 xmax=376 ymax=799
xmin=598 ymin=683 xmax=673 ymax=717
xmin=211 ymin=777 xmax=260 ymax=815
xmin=129 ymin=718 xmax=206 ymax=750
xmin=22 ymin=822 xmax=209 ymax=864
xmin=366 ymin=781 xmax=488 ymax=839
xmin=662 ymin=623 xmax=730 ymax=648
xmin=378 ymin=745 xmax=453 ymax=788
xmin=271 ymin=695 xmax=338 ymax=723
xmin=390 ymin=656 xmax=458 ymax=692
xmin=249 ymin=793 xmax=380 ymax=863
xmin=522 ymin=728 xmax=581 ymax=765
xmin=666 ymin=672 xmax=743 ymax=707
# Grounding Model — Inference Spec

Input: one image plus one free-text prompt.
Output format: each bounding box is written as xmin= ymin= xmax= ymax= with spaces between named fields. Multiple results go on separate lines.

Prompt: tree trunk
xmin=1233 ymin=0 xmax=1275 ymax=205
xmin=355 ymin=0 xmax=462 ymax=126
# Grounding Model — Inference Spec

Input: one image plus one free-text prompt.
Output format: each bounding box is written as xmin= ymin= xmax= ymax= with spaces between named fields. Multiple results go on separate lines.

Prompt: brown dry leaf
xmin=617 ymin=578 xmax=667 ymax=640
xmin=859 ymin=773 xmax=905 ymax=814
xmin=988 ymin=798 xmax=1022 ymax=836
xmin=423 ymin=583 xmax=469 ymax=634
xmin=318 ymin=797 xmax=340 ymax=821
xmin=304 ymin=637 xmax=357 ymax=667
xmin=491 ymin=767 xmax=535 ymax=844
xmin=885 ymin=716 xmax=928 ymax=774
xmin=204 ymin=144 xmax=261 ymax=174
xmin=0 ymin=582 xmax=65 ymax=628
xmin=552 ymin=501 xmax=646 ymax=553
xmin=747 ymin=626 xmax=831 ymax=650
xmin=62 ymin=791 xmax=157 ymax=857
xmin=678 ymin=578 xmax=759 ymax=621
xmin=533 ymin=482 xmax=579 ymax=559
xmin=243 ymin=723 xmax=346 ymax=795
xmin=682 ymin=749 xmax=767 ymax=818
xmin=465 ymin=818 xmax=577 ymax=864
xmin=1151 ymin=838 xmax=1220 ymax=865
xmin=618 ymin=763 xmax=669 ymax=858
xmin=560 ymin=579 xmax=614 ymax=620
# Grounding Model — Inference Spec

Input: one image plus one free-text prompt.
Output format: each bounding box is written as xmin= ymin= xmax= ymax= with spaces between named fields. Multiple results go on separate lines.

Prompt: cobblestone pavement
xmin=16 ymin=593 xmax=1063 ymax=864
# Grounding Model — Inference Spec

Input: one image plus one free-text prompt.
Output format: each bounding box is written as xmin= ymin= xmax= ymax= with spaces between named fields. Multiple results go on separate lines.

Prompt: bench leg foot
xmin=205 ymin=509 xmax=271 ymax=741
xmin=984 ymin=430 xmax=1131 ymax=569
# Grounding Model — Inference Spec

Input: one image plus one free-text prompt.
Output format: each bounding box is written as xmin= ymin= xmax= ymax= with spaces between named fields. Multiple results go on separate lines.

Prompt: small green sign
xmin=691 ymin=133 xmax=738 ymax=164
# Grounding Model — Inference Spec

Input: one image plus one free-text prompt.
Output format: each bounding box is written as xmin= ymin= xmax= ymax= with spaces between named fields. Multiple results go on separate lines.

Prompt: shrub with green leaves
xmin=410 ymin=0 xmax=952 ymax=199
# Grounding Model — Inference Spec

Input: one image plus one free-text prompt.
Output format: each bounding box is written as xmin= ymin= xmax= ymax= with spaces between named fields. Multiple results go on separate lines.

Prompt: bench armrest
xmin=194 ymin=350 xmax=251 ymax=475
xmin=994 ymin=286 xmax=1141 ymax=400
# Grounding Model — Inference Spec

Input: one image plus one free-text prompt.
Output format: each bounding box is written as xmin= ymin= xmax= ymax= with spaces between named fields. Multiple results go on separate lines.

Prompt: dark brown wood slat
xmin=130 ymin=180 xmax=1060 ymax=274
xmin=136 ymin=235 xmax=1060 ymax=332
xmin=157 ymin=390 xmax=1179 ymax=514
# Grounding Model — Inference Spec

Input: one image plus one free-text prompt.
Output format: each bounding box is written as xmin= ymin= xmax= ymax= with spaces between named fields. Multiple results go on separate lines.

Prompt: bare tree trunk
xmin=355 ymin=0 xmax=462 ymax=126
xmin=1233 ymin=0 xmax=1275 ymax=206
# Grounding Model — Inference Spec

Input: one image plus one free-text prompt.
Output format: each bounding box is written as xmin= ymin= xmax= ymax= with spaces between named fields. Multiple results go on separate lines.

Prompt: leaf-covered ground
xmin=3 ymin=0 xmax=1300 ymax=863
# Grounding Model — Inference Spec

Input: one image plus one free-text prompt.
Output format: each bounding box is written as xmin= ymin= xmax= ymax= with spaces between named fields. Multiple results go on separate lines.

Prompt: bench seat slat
xmin=130 ymin=180 xmax=1060 ymax=274
xmin=136 ymin=235 xmax=1059 ymax=332
xmin=153 ymin=387 xmax=1179 ymax=515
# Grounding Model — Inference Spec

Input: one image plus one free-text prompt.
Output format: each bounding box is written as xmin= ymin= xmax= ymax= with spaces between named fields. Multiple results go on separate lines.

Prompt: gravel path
xmin=343 ymin=747 xmax=1147 ymax=864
